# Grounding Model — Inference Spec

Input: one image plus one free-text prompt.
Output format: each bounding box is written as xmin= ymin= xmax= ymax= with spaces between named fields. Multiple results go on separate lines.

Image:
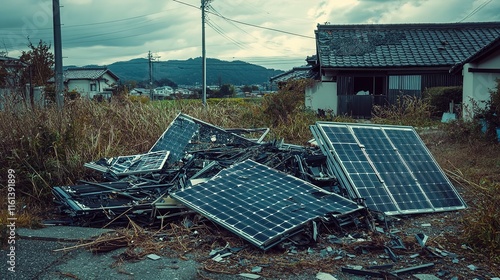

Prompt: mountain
xmin=105 ymin=57 xmax=284 ymax=86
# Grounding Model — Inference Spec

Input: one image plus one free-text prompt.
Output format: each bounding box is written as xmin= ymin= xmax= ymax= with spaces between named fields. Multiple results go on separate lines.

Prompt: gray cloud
xmin=1 ymin=0 xmax=499 ymax=70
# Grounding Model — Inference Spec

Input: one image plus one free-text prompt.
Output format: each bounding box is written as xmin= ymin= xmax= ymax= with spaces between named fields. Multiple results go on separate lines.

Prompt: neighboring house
xmin=62 ymin=67 xmax=119 ymax=99
xmin=305 ymin=22 xmax=500 ymax=118
xmin=270 ymin=56 xmax=318 ymax=89
xmin=0 ymin=56 xmax=32 ymax=108
xmin=450 ymin=36 xmax=500 ymax=119
xmin=154 ymin=86 xmax=174 ymax=98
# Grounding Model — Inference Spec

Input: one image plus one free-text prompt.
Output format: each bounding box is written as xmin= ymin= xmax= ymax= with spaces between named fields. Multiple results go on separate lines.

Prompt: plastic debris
xmin=316 ymin=272 xmax=338 ymax=280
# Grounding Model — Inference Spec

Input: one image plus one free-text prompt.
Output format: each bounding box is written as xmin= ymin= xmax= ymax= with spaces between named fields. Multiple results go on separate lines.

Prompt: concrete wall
xmin=305 ymin=81 xmax=338 ymax=115
xmin=462 ymin=48 xmax=500 ymax=120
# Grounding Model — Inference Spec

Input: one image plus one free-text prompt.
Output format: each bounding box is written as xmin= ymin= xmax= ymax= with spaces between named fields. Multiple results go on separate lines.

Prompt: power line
xmin=172 ymin=0 xmax=315 ymax=39
xmin=459 ymin=0 xmax=493 ymax=22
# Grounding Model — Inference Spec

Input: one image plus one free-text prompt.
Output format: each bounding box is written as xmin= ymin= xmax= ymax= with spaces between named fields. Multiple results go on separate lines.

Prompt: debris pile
xmin=53 ymin=113 xmax=467 ymax=254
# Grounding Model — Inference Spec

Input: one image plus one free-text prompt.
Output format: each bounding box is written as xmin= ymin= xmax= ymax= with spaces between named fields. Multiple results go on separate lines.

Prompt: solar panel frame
xmin=311 ymin=122 xmax=466 ymax=215
xmin=171 ymin=159 xmax=364 ymax=250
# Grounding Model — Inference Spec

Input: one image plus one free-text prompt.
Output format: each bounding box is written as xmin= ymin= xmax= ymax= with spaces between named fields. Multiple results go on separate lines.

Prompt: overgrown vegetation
xmin=423 ymin=86 xmax=463 ymax=117
xmin=371 ymin=95 xmax=436 ymax=127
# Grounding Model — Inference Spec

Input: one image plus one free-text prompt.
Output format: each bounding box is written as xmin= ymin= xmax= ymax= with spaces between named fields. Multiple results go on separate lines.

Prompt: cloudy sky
xmin=1 ymin=0 xmax=499 ymax=70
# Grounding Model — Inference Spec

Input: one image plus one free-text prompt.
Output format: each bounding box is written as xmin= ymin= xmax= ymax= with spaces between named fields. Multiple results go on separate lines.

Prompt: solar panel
xmin=150 ymin=113 xmax=258 ymax=164
xmin=311 ymin=122 xmax=466 ymax=215
xmin=108 ymin=151 xmax=170 ymax=176
xmin=84 ymin=151 xmax=169 ymax=176
xmin=171 ymin=159 xmax=363 ymax=250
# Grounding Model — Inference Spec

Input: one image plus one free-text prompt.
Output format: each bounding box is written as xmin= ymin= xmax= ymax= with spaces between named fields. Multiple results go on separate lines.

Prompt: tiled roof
xmin=450 ymin=35 xmax=500 ymax=73
xmin=316 ymin=22 xmax=500 ymax=68
xmin=270 ymin=66 xmax=316 ymax=83
xmin=64 ymin=67 xmax=119 ymax=81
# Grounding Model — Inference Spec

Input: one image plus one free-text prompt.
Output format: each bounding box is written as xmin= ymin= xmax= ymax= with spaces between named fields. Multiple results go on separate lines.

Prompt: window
xmin=353 ymin=76 xmax=385 ymax=95
xmin=388 ymin=75 xmax=421 ymax=95
xmin=90 ymin=83 xmax=97 ymax=91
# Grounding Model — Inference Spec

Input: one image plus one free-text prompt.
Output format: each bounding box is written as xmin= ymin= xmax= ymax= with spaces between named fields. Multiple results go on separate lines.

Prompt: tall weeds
xmin=0 ymin=94 xmax=322 ymax=206
xmin=372 ymin=95 xmax=435 ymax=127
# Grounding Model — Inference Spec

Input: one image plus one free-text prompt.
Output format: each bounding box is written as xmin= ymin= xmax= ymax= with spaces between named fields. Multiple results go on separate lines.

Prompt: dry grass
xmin=372 ymin=95 xmax=437 ymax=127
xmin=421 ymin=131 xmax=500 ymax=263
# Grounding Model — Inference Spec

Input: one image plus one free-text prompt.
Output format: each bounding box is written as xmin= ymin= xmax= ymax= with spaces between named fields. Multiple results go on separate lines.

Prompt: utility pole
xmin=201 ymin=0 xmax=212 ymax=107
xmin=148 ymin=51 xmax=160 ymax=101
xmin=52 ymin=0 xmax=64 ymax=109
xmin=148 ymin=50 xmax=153 ymax=101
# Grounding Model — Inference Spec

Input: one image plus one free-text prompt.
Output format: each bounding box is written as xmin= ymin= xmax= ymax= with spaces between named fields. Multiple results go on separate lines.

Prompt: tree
xmin=219 ymin=84 xmax=235 ymax=97
xmin=241 ymin=85 xmax=252 ymax=93
xmin=20 ymin=39 xmax=54 ymax=87
xmin=19 ymin=40 xmax=55 ymax=103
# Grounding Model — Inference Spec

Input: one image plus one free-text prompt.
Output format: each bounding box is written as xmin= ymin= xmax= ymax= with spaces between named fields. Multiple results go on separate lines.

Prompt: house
xmin=62 ymin=67 xmax=119 ymax=99
xmin=154 ymin=86 xmax=174 ymax=99
xmin=305 ymin=22 xmax=500 ymax=118
xmin=450 ymin=36 xmax=500 ymax=119
xmin=0 ymin=56 xmax=31 ymax=108
xmin=270 ymin=56 xmax=318 ymax=89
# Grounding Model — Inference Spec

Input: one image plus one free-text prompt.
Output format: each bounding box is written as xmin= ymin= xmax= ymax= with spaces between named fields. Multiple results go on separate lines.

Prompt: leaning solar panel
xmin=149 ymin=113 xmax=258 ymax=164
xmin=312 ymin=122 xmax=466 ymax=215
xmin=149 ymin=113 xmax=200 ymax=164
xmin=171 ymin=159 xmax=363 ymax=250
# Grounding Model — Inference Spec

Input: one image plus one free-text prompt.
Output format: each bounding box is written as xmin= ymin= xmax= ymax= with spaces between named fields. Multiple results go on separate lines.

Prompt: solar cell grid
xmin=171 ymin=159 xmax=363 ymax=249
xmin=312 ymin=122 xmax=466 ymax=215
xmin=150 ymin=114 xmax=257 ymax=164
xmin=149 ymin=115 xmax=199 ymax=163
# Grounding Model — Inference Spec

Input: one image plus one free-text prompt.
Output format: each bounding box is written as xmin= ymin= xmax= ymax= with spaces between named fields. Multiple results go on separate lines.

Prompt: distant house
xmin=270 ymin=56 xmax=318 ymax=89
xmin=154 ymin=86 xmax=174 ymax=99
xmin=62 ymin=67 xmax=119 ymax=99
xmin=303 ymin=22 xmax=500 ymax=118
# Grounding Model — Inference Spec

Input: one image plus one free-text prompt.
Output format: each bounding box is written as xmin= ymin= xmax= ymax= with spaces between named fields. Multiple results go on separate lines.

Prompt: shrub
xmin=440 ymin=119 xmax=483 ymax=144
xmin=262 ymin=79 xmax=315 ymax=126
xmin=423 ymin=86 xmax=463 ymax=117
xmin=371 ymin=95 xmax=434 ymax=127
xmin=462 ymin=179 xmax=500 ymax=262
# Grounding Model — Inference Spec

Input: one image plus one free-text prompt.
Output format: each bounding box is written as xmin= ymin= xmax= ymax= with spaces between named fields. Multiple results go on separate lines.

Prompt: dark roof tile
xmin=316 ymin=22 xmax=500 ymax=68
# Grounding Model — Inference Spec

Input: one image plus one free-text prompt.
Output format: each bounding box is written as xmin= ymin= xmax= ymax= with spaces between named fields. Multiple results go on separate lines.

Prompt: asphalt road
xmin=0 ymin=226 xmax=361 ymax=280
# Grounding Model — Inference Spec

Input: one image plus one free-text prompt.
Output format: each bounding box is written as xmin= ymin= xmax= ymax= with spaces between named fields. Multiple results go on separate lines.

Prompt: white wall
xmin=67 ymin=80 xmax=92 ymax=98
xmin=99 ymin=73 xmax=118 ymax=91
xmin=462 ymin=49 xmax=500 ymax=120
xmin=305 ymin=81 xmax=338 ymax=115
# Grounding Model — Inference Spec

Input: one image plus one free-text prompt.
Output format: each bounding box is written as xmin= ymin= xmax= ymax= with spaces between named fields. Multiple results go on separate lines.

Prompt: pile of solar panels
xmin=52 ymin=114 xmax=466 ymax=250
xmin=52 ymin=114 xmax=346 ymax=231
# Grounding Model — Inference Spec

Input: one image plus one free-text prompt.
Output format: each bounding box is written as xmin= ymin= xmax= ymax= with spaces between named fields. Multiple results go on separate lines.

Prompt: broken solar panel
xmin=171 ymin=159 xmax=363 ymax=250
xmin=149 ymin=113 xmax=258 ymax=164
xmin=84 ymin=151 xmax=169 ymax=176
xmin=52 ymin=181 xmax=171 ymax=217
xmin=311 ymin=122 xmax=466 ymax=215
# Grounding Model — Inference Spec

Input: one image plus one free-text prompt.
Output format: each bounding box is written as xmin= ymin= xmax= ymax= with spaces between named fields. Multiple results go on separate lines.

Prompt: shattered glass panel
xmin=109 ymin=151 xmax=170 ymax=176
xmin=171 ymin=159 xmax=363 ymax=250
xmin=84 ymin=151 xmax=169 ymax=176
xmin=312 ymin=122 xmax=466 ymax=215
